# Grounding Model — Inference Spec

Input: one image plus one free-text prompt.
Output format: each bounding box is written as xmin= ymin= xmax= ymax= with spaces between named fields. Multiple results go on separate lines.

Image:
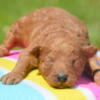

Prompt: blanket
xmin=0 ymin=50 xmax=100 ymax=100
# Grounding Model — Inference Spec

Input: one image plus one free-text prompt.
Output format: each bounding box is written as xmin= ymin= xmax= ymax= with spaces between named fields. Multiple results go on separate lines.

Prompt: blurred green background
xmin=0 ymin=0 xmax=100 ymax=47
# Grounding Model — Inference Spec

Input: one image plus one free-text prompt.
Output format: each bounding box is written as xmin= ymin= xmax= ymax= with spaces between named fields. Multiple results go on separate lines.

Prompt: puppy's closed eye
xmin=44 ymin=56 xmax=54 ymax=67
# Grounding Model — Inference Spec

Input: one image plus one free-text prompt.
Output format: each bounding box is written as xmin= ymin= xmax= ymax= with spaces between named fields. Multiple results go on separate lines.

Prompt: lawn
xmin=0 ymin=0 xmax=100 ymax=47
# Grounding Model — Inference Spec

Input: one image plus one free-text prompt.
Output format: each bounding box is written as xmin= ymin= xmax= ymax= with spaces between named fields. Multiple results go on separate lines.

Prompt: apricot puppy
xmin=0 ymin=7 xmax=99 ymax=88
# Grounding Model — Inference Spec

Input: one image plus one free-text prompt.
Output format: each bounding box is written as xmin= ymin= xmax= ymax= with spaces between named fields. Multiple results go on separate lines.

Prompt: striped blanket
xmin=0 ymin=50 xmax=100 ymax=100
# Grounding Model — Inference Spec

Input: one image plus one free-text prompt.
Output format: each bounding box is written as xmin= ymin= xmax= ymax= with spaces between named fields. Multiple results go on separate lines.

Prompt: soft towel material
xmin=0 ymin=50 xmax=100 ymax=100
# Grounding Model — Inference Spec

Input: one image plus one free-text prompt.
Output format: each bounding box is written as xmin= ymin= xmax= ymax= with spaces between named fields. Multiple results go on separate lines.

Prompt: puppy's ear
xmin=82 ymin=45 xmax=98 ymax=58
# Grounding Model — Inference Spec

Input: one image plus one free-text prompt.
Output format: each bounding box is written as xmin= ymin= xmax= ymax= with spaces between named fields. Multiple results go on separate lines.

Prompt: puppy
xmin=0 ymin=7 xmax=100 ymax=88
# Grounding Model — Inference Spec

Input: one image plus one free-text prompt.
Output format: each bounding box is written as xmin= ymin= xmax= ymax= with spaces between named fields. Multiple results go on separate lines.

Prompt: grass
xmin=0 ymin=0 xmax=100 ymax=47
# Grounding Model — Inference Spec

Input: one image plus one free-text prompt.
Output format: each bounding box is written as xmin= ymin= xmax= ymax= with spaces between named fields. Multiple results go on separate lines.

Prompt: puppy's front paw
xmin=94 ymin=71 xmax=100 ymax=85
xmin=0 ymin=72 xmax=24 ymax=85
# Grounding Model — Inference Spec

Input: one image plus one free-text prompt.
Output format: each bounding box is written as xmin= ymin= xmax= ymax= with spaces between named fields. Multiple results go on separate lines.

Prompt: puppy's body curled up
xmin=0 ymin=7 xmax=99 ymax=88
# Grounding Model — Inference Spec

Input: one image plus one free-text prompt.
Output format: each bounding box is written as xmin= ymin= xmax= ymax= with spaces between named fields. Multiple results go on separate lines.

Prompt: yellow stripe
xmin=0 ymin=58 xmax=86 ymax=100
xmin=0 ymin=58 xmax=16 ymax=70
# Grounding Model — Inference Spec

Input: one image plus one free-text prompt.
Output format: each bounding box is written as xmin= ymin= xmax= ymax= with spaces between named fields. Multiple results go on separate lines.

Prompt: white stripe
xmin=96 ymin=51 xmax=100 ymax=57
xmin=76 ymin=87 xmax=96 ymax=100
xmin=0 ymin=66 xmax=10 ymax=73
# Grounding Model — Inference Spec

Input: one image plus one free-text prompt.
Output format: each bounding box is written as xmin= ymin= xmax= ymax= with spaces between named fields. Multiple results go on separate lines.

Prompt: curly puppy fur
xmin=0 ymin=7 xmax=99 ymax=88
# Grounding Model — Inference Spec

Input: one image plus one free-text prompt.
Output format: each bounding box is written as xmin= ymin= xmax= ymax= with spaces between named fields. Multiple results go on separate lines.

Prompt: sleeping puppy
xmin=0 ymin=7 xmax=100 ymax=88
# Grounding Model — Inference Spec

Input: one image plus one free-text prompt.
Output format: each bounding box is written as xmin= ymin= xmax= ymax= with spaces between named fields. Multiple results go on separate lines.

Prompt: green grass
xmin=0 ymin=0 xmax=100 ymax=47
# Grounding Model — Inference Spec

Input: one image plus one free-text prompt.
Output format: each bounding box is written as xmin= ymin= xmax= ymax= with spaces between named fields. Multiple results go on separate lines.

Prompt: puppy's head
xmin=39 ymin=45 xmax=97 ymax=88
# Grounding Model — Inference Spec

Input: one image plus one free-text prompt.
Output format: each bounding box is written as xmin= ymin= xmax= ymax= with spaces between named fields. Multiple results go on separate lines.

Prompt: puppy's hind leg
xmin=0 ymin=33 xmax=16 ymax=57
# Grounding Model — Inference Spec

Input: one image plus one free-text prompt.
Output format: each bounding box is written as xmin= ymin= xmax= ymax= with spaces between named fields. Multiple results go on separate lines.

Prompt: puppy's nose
xmin=57 ymin=73 xmax=68 ymax=83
